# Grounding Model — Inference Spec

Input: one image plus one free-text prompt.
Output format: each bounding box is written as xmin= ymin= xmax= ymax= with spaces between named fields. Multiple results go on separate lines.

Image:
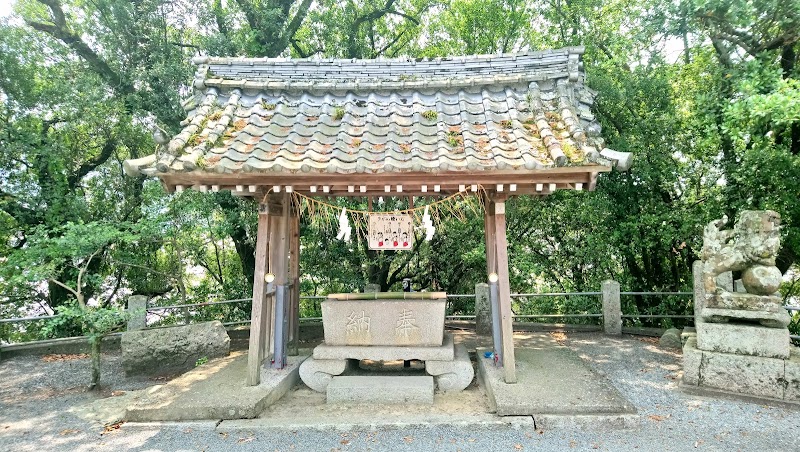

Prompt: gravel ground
xmin=1 ymin=332 xmax=799 ymax=451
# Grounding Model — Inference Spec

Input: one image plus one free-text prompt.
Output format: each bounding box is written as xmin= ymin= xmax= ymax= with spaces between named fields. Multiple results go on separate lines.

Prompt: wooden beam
xmin=276 ymin=193 xmax=290 ymax=284
xmin=246 ymin=203 xmax=270 ymax=386
xmin=161 ymin=167 xmax=608 ymax=192
xmin=167 ymin=179 xmax=601 ymax=197
xmin=588 ymin=171 xmax=599 ymax=191
xmin=493 ymin=200 xmax=517 ymax=384
xmin=165 ymin=166 xmax=609 ymax=182
xmin=483 ymin=195 xmax=497 ymax=276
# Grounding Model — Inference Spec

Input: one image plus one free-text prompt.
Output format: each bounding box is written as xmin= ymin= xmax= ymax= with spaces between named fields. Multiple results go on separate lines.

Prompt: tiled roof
xmin=124 ymin=47 xmax=630 ymax=180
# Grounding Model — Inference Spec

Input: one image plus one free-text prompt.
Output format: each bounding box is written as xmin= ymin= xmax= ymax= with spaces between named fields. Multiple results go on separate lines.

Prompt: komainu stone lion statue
xmin=700 ymin=210 xmax=788 ymax=327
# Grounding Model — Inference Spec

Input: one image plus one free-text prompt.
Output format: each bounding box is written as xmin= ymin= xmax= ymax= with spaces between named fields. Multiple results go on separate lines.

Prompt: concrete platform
xmin=477 ymin=346 xmax=636 ymax=419
xmin=216 ymin=373 xmax=531 ymax=432
xmin=124 ymin=351 xmax=307 ymax=421
xmin=327 ymin=375 xmax=434 ymax=405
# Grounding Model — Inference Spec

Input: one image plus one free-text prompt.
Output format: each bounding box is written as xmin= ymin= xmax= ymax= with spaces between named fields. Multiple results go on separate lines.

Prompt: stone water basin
xmin=321 ymin=292 xmax=447 ymax=347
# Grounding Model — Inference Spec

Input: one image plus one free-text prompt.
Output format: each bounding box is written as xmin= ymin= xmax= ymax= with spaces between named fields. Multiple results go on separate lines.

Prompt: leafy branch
xmin=25 ymin=0 xmax=135 ymax=95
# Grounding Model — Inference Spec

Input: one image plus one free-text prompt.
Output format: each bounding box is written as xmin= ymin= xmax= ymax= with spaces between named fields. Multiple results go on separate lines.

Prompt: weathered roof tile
xmin=124 ymin=47 xmax=633 ymax=178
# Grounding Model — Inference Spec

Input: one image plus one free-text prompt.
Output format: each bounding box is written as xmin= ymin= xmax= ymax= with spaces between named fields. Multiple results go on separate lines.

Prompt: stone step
xmin=314 ymin=332 xmax=454 ymax=361
xmin=327 ymin=376 xmax=434 ymax=405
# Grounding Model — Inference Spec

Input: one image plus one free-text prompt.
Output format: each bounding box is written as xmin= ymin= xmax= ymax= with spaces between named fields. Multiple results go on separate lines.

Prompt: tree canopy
xmin=1 ymin=0 xmax=798 ymax=339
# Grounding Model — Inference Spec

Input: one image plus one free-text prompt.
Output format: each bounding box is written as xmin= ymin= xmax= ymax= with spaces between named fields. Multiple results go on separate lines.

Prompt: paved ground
xmin=1 ymin=331 xmax=799 ymax=451
xmin=477 ymin=340 xmax=635 ymax=417
xmin=125 ymin=352 xmax=304 ymax=421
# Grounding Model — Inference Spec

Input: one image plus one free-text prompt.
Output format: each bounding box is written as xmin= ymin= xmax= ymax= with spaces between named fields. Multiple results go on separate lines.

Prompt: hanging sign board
xmin=368 ymin=214 xmax=413 ymax=250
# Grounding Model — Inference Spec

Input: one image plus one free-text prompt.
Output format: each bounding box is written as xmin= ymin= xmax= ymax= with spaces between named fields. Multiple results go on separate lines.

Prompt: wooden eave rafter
xmin=160 ymin=166 xmax=608 ymax=198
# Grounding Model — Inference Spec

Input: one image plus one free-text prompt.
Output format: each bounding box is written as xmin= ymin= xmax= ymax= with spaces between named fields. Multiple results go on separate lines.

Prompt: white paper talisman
xmin=368 ymin=214 xmax=413 ymax=250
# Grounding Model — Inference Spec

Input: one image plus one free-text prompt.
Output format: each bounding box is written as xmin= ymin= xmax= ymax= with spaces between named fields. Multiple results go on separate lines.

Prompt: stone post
xmin=127 ymin=295 xmax=148 ymax=331
xmin=364 ymin=283 xmax=381 ymax=293
xmin=602 ymin=280 xmax=621 ymax=335
xmin=272 ymin=284 xmax=288 ymax=369
xmin=692 ymin=260 xmax=705 ymax=322
xmin=474 ymin=283 xmax=491 ymax=336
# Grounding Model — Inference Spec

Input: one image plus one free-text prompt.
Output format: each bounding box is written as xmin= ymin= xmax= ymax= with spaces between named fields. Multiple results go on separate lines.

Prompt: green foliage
xmin=446 ymin=130 xmax=461 ymax=147
xmin=2 ymin=0 xmax=800 ymax=336
xmin=295 ymin=0 xmax=431 ymax=58
xmin=421 ymin=0 xmax=531 ymax=56
xmin=40 ymin=303 xmax=128 ymax=341
xmin=513 ymin=295 xmax=602 ymax=326
xmin=195 ymin=356 xmax=209 ymax=367
xmin=38 ymin=299 xmax=128 ymax=389
xmin=3 ymin=221 xmax=137 ymax=312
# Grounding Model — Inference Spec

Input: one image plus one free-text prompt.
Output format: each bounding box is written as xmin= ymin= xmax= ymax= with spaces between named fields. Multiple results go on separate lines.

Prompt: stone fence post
xmin=127 ymin=295 xmax=148 ymax=331
xmin=602 ymin=280 xmax=621 ymax=335
xmin=692 ymin=260 xmax=704 ymax=322
xmin=364 ymin=283 xmax=381 ymax=293
xmin=474 ymin=283 xmax=491 ymax=336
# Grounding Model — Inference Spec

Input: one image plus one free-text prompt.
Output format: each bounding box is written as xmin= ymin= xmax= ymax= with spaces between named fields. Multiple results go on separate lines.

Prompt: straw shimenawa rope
xmin=260 ymin=186 xmax=487 ymax=240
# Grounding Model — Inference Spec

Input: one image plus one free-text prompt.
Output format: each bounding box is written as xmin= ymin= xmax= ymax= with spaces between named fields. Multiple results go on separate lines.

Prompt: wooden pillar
xmin=266 ymin=194 xmax=290 ymax=356
xmin=494 ymin=200 xmax=517 ymax=383
xmin=246 ymin=203 xmax=271 ymax=386
xmin=483 ymin=196 xmax=502 ymax=352
xmin=489 ymin=197 xmax=516 ymax=384
xmin=288 ymin=205 xmax=301 ymax=355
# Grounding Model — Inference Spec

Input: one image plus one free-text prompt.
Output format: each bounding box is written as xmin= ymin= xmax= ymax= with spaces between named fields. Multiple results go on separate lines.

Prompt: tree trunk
xmin=88 ymin=335 xmax=101 ymax=390
xmin=214 ymin=193 xmax=257 ymax=288
xmin=47 ymin=277 xmax=72 ymax=309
